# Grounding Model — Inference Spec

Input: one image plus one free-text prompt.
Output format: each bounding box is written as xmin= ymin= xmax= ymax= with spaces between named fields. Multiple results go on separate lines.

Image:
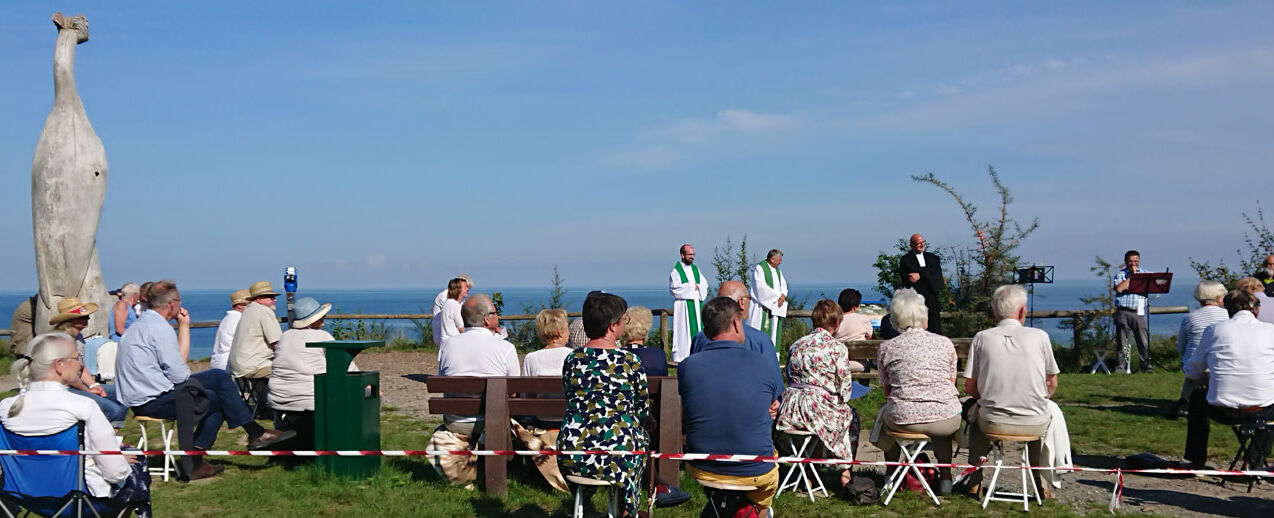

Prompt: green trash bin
xmin=308 ymin=340 xmax=381 ymax=478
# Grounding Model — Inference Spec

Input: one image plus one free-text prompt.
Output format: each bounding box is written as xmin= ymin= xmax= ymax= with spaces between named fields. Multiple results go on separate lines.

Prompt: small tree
xmin=873 ymin=166 xmax=1039 ymax=336
xmin=711 ymin=235 xmax=754 ymax=292
xmin=508 ymin=265 xmax=569 ymax=352
xmin=1189 ymin=202 xmax=1274 ymax=288
xmin=1056 ymin=257 xmax=1116 ymax=371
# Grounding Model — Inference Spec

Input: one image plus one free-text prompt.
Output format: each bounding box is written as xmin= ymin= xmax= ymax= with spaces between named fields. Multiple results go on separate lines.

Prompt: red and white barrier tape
xmin=4 ymin=448 xmax=1271 ymax=477
xmin=5 ymin=448 xmax=1268 ymax=512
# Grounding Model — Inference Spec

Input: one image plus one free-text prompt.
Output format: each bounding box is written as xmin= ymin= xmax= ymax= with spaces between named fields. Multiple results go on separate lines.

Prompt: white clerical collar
xmin=915 ymin=252 xmax=926 ymax=267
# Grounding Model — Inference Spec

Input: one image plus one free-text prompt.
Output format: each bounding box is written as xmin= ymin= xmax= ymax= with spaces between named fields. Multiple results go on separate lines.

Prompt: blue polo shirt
xmin=679 ymin=339 xmax=779 ymax=477
xmin=689 ymin=324 xmax=783 ymax=401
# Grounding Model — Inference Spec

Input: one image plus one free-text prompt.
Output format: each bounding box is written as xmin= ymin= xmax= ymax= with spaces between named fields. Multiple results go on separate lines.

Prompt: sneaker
xmin=937 ymin=479 xmax=954 ymax=496
xmin=653 ymin=484 xmax=691 ymax=508
xmin=248 ymin=429 xmax=298 ymax=450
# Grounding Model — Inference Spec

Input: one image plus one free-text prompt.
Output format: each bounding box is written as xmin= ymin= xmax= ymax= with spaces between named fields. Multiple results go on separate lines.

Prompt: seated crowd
xmin=13 ymin=269 xmax=1274 ymax=516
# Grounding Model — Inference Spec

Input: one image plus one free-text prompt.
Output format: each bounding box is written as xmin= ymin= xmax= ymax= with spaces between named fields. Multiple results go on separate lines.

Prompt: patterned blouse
xmin=556 ymin=347 xmax=649 ymax=515
xmin=877 ymin=327 xmax=961 ymax=426
xmin=776 ymin=327 xmax=861 ymax=460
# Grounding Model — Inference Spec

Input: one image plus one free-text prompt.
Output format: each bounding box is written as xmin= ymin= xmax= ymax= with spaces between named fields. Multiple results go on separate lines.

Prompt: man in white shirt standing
xmin=669 ymin=244 xmax=710 ymax=363
xmin=1182 ymin=289 xmax=1274 ymax=469
xmin=747 ymin=249 xmax=788 ymax=345
xmin=209 ymin=289 xmax=250 ymax=371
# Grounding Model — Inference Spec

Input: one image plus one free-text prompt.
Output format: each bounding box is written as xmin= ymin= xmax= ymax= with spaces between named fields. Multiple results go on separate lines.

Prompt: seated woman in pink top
xmin=833 ymin=288 xmax=874 ymax=341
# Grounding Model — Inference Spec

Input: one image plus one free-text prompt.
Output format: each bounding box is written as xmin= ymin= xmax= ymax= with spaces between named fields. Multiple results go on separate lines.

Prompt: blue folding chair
xmin=0 ymin=421 xmax=124 ymax=518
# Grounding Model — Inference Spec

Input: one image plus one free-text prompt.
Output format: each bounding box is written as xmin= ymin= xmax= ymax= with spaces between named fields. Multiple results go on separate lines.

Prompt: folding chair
xmin=0 ymin=421 xmax=130 ymax=518
xmin=1223 ymin=421 xmax=1274 ymax=492
xmin=234 ymin=377 xmax=270 ymax=420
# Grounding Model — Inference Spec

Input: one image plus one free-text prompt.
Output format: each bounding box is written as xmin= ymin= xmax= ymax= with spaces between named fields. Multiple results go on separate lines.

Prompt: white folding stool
xmin=981 ymin=432 xmax=1042 ymax=511
xmin=134 ymin=415 xmax=176 ymax=482
xmin=880 ymin=429 xmax=940 ymax=506
xmin=775 ymin=429 xmax=828 ymax=502
xmin=565 ymin=475 xmax=620 ymax=518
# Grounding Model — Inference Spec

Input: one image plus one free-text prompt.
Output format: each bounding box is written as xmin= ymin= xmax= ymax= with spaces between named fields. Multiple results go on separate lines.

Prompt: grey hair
xmin=120 ymin=282 xmax=139 ymax=296
xmin=991 ymin=284 xmax=1028 ymax=320
xmin=9 ymin=333 xmax=77 ymax=418
xmin=766 ymin=249 xmax=783 ymax=261
xmin=461 ymin=294 xmax=493 ymax=328
xmin=888 ymin=288 xmax=928 ymax=331
xmin=1194 ymin=280 xmax=1227 ymax=304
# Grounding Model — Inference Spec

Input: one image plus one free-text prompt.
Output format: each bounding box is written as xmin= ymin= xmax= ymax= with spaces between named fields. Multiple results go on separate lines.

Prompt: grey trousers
xmin=1113 ymin=309 xmax=1150 ymax=371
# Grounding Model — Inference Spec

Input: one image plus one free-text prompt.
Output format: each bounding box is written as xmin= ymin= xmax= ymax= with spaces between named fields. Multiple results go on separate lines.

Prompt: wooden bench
xmin=425 ymin=376 xmax=681 ymax=498
xmin=842 ymin=338 xmax=972 ymax=379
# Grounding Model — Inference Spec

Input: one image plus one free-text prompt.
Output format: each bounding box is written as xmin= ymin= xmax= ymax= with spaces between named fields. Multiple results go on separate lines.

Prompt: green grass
xmin=139 ymin=371 xmax=1231 ymax=517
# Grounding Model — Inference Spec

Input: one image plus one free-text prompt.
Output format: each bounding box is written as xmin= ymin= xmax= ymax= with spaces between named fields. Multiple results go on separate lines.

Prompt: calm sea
xmin=0 ymin=279 xmax=1200 ymax=360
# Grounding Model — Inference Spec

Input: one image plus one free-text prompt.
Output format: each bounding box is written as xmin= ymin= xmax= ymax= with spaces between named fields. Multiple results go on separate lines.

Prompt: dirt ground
xmin=19 ymin=350 xmax=1267 ymax=516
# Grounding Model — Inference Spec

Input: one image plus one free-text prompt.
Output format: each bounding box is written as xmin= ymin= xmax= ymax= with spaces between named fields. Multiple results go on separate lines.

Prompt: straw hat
xmin=48 ymin=297 xmax=99 ymax=325
xmin=247 ymin=281 xmax=279 ymax=298
xmin=230 ymin=289 xmax=251 ymax=306
xmin=291 ymin=297 xmax=332 ymax=329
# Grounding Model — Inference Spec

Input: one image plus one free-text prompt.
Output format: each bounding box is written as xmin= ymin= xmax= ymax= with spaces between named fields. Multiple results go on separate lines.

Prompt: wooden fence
xmin=0 ymin=305 xmax=1192 ymax=346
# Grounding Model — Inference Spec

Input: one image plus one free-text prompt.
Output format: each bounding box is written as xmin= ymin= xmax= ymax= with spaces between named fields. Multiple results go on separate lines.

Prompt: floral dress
xmin=775 ymin=327 xmax=861 ymax=460
xmin=557 ymin=347 xmax=650 ymax=514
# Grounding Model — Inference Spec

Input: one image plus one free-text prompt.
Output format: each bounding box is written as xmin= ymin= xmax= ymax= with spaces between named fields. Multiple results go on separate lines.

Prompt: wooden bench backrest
xmin=424 ymin=375 xmax=680 ymax=498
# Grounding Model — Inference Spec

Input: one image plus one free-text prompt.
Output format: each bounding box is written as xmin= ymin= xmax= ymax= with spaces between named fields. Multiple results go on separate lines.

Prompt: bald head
xmin=461 ymin=294 xmax=494 ymax=328
xmin=717 ymin=280 xmax=751 ymax=313
xmin=910 ymin=234 xmax=926 ymax=253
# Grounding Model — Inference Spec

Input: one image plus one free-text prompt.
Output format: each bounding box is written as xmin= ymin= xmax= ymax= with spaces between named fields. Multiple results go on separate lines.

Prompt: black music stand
xmin=1015 ymin=265 xmax=1054 ymax=327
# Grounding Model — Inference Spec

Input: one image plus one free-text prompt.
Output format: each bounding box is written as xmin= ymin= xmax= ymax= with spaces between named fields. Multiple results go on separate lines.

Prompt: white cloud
xmin=850 ymin=46 xmax=1274 ymax=131
xmin=639 ymin=109 xmax=799 ymax=143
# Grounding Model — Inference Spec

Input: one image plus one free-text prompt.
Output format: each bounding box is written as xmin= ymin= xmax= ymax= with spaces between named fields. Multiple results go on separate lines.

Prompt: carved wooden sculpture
xmin=31 ymin=12 xmax=109 ymax=336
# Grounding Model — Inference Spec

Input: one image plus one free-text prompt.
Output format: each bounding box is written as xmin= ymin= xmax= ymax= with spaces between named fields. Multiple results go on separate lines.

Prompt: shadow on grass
xmin=1068 ymin=395 xmax=1171 ymax=418
xmin=1077 ymin=478 xmax=1272 ymax=518
xmin=388 ymin=458 xmax=441 ymax=482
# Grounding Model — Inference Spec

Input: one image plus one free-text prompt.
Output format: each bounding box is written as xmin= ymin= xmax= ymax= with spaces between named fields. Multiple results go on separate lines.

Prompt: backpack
xmin=840 ymin=475 xmax=880 ymax=505
xmin=903 ymin=453 xmax=939 ymax=492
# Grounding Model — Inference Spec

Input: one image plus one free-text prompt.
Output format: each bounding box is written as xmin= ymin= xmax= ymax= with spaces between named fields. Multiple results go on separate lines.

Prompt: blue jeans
xmin=70 ymin=384 xmax=127 ymax=427
xmin=133 ymin=369 xmax=253 ymax=449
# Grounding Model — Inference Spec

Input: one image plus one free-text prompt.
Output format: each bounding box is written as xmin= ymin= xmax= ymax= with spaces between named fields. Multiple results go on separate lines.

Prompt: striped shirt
xmin=1112 ymin=267 xmax=1150 ymax=313
xmin=1177 ymin=305 xmax=1228 ymax=366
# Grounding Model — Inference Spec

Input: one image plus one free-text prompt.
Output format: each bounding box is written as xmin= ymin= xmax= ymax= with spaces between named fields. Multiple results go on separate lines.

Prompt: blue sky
xmin=1 ymin=2 xmax=1271 ymax=290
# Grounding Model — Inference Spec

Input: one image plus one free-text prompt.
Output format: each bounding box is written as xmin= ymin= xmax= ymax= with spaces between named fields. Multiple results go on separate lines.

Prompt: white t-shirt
xmin=438 ymin=328 xmax=520 ymax=423
xmin=432 ymin=298 xmax=464 ymax=347
xmin=210 ymin=309 xmax=242 ymax=371
xmin=522 ymin=347 xmax=572 ymax=377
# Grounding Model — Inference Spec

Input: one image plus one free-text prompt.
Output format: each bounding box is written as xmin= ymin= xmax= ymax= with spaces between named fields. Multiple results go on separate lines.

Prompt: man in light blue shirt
xmin=115 ymin=280 xmax=294 ymax=480
xmin=1111 ymin=250 xmax=1152 ymax=373
xmin=688 ymin=281 xmax=783 ymax=401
